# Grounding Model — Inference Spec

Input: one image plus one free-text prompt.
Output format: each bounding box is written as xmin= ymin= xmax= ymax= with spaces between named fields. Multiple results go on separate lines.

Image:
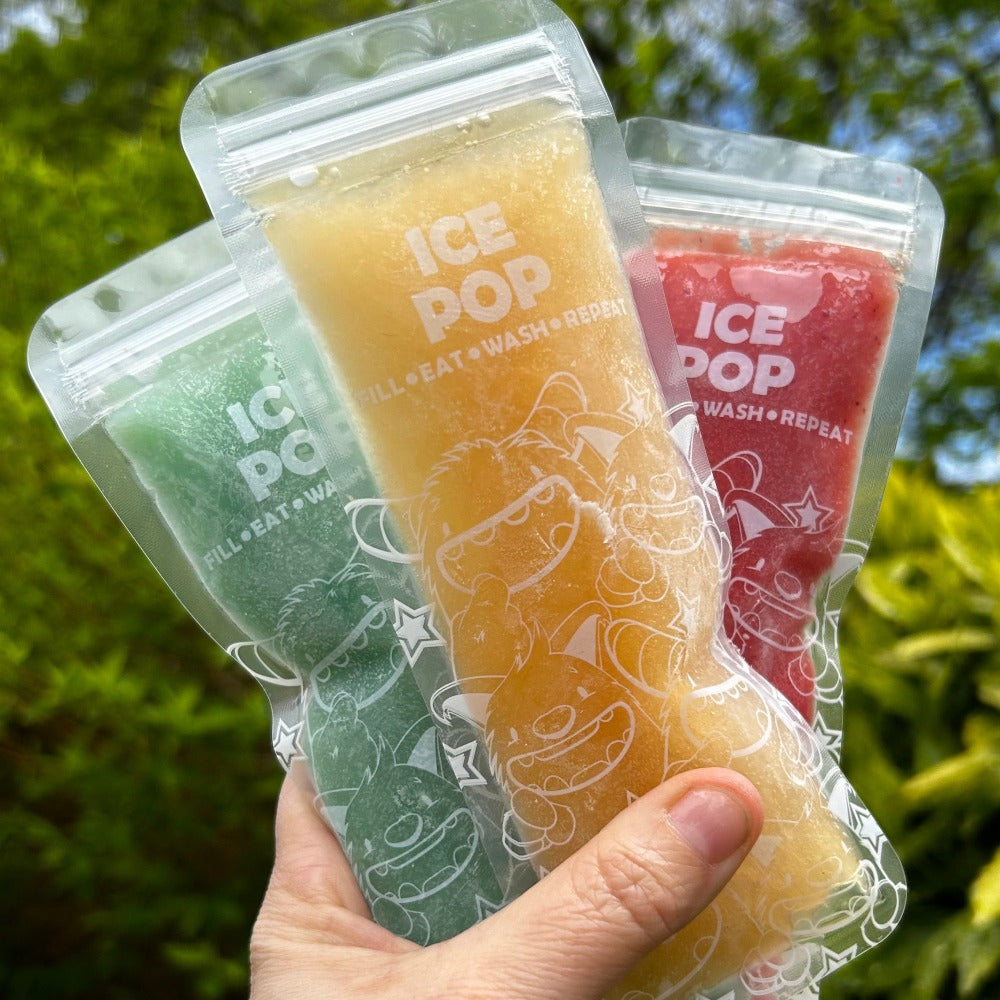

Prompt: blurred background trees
xmin=1 ymin=0 xmax=997 ymax=997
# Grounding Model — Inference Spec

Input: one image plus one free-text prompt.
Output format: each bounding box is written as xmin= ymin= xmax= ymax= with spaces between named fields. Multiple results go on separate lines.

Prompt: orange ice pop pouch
xmin=181 ymin=1 xmax=906 ymax=995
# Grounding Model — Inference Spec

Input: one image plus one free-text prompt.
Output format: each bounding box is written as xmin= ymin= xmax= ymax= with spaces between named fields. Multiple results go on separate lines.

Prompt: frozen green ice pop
xmin=33 ymin=226 xmax=504 ymax=944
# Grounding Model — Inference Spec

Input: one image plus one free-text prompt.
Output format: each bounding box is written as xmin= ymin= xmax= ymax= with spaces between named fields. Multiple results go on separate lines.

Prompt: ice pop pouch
xmin=27 ymin=222 xmax=510 ymax=945
xmin=181 ymin=0 xmax=907 ymax=995
xmin=624 ymin=117 xmax=945 ymax=755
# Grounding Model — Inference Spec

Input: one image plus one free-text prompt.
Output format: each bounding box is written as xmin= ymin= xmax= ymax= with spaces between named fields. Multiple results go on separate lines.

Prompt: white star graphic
xmin=476 ymin=895 xmax=504 ymax=920
xmin=855 ymin=803 xmax=888 ymax=854
xmin=393 ymin=599 xmax=445 ymax=666
xmin=785 ymin=485 xmax=834 ymax=532
xmin=821 ymin=944 xmax=858 ymax=975
xmin=444 ymin=740 xmax=487 ymax=788
xmin=670 ymin=591 xmax=702 ymax=636
xmin=813 ymin=712 xmax=843 ymax=757
xmin=618 ymin=381 xmax=652 ymax=425
xmin=273 ymin=719 xmax=304 ymax=769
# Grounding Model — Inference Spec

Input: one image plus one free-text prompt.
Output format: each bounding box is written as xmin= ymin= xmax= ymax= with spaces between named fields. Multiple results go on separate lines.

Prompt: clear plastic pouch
xmin=27 ymin=222 xmax=513 ymax=945
xmin=181 ymin=1 xmax=908 ymax=995
xmin=624 ymin=116 xmax=945 ymax=757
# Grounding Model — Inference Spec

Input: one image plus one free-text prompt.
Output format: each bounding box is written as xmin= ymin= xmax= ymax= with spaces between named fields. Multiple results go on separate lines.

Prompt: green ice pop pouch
xmin=27 ymin=222 xmax=509 ymax=944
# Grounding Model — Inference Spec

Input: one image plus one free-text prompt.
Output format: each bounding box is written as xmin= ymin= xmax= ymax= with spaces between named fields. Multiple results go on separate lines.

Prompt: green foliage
xmin=823 ymin=466 xmax=1000 ymax=1000
xmin=1 ymin=1 xmax=998 ymax=998
xmin=0 ymin=6 xmax=369 ymax=995
xmin=0 ymin=326 xmax=281 ymax=998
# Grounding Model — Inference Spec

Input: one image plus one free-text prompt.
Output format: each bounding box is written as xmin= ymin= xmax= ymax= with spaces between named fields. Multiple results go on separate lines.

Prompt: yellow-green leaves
xmin=972 ymin=848 xmax=1000 ymax=928
xmin=827 ymin=464 xmax=1000 ymax=999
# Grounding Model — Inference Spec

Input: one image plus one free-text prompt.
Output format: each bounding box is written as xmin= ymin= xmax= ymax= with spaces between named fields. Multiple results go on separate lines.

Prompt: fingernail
xmin=667 ymin=786 xmax=752 ymax=865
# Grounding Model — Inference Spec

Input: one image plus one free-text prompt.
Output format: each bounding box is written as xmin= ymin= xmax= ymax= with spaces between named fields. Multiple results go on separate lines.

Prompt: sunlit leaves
xmin=825 ymin=465 xmax=1000 ymax=999
xmin=971 ymin=847 xmax=1000 ymax=928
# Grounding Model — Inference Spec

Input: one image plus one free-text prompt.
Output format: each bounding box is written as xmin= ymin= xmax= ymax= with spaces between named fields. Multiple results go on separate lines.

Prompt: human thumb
xmin=432 ymin=767 xmax=762 ymax=1000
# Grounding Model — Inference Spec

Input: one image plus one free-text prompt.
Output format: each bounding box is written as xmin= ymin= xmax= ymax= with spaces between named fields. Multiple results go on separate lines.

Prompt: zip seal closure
xmin=217 ymin=34 xmax=577 ymax=193
xmin=58 ymin=264 xmax=255 ymax=409
xmin=633 ymin=163 xmax=916 ymax=259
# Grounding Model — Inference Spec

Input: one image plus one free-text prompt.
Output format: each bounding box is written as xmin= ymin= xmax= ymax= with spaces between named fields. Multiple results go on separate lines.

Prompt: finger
xmin=269 ymin=762 xmax=371 ymax=917
xmin=259 ymin=763 xmax=417 ymax=954
xmin=251 ymin=766 xmax=419 ymax=997
xmin=438 ymin=767 xmax=762 ymax=1000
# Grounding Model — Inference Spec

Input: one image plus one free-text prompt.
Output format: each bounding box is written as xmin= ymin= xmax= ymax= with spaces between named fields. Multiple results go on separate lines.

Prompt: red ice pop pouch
xmin=624 ymin=117 xmax=944 ymax=752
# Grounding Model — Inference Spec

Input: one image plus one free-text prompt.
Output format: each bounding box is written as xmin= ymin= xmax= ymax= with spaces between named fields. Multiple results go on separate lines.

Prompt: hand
xmin=249 ymin=764 xmax=763 ymax=1000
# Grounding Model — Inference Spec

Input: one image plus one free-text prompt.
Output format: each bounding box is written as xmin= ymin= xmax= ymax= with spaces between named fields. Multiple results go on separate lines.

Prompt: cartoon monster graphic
xmin=595 ymin=414 xmax=721 ymax=648
xmin=714 ymin=452 xmax=839 ymax=722
xmin=304 ymin=690 xmax=382 ymax=833
xmin=413 ymin=430 xmax=608 ymax=644
xmin=485 ymin=627 xmax=665 ymax=871
xmin=274 ymin=555 xmax=505 ymax=941
xmin=726 ymin=522 xmax=833 ymax=721
xmin=274 ymin=559 xmax=410 ymax=831
xmin=276 ymin=559 xmax=410 ymax=747
xmin=343 ymin=759 xmax=501 ymax=945
xmin=404 ymin=376 xmax=583 ymax=624
xmin=449 ymin=574 xmax=533 ymax=686
xmin=410 ymin=373 xmax=723 ymax=669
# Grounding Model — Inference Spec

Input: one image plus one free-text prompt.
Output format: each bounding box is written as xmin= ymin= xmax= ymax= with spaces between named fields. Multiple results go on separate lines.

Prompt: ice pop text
xmin=405 ymin=202 xmax=551 ymax=344
xmin=226 ymin=382 xmax=325 ymax=501
xmin=680 ymin=300 xmax=795 ymax=396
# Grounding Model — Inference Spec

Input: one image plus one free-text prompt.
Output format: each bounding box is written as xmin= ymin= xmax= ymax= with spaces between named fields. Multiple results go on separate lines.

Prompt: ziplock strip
xmin=635 ymin=165 xmax=918 ymax=262
xmin=216 ymin=42 xmax=575 ymax=193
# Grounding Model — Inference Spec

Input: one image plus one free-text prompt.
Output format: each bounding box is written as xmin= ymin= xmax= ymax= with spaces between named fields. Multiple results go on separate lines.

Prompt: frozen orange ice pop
xmin=259 ymin=102 xmax=863 ymax=997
